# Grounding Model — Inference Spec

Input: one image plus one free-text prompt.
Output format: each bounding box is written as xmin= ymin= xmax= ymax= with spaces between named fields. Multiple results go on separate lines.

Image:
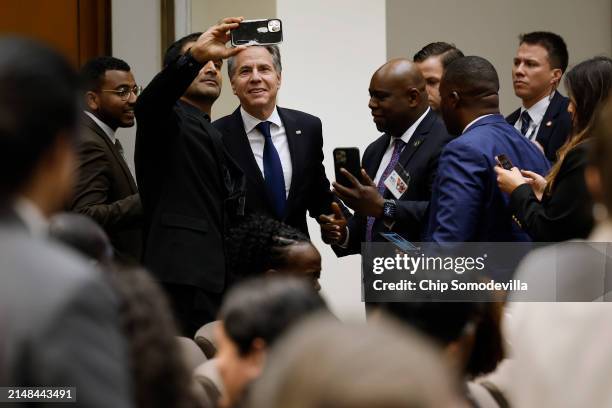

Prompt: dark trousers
xmin=161 ymin=283 xmax=223 ymax=337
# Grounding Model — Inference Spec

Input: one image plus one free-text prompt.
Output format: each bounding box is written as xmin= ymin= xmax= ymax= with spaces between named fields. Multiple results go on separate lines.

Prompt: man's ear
xmin=277 ymin=72 xmax=282 ymax=89
xmin=85 ymin=91 xmax=99 ymax=112
xmin=449 ymin=90 xmax=461 ymax=108
xmin=246 ymin=338 xmax=267 ymax=375
xmin=551 ymin=68 xmax=562 ymax=90
xmin=407 ymin=87 xmax=421 ymax=107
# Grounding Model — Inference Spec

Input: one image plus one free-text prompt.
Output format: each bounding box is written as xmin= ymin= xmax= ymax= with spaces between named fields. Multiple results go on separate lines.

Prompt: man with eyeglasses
xmin=70 ymin=56 xmax=143 ymax=264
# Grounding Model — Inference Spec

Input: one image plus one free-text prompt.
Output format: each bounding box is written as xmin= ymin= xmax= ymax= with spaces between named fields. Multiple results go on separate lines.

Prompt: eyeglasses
xmin=101 ymin=85 xmax=142 ymax=101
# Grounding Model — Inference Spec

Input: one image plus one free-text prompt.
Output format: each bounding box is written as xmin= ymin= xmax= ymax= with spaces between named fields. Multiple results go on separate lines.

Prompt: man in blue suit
xmin=426 ymin=56 xmax=550 ymax=242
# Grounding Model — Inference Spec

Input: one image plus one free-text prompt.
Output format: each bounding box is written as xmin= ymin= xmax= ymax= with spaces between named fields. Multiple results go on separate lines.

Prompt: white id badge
xmin=383 ymin=162 xmax=410 ymax=199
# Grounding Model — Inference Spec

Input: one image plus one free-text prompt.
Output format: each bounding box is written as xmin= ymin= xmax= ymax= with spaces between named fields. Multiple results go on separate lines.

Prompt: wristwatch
xmin=383 ymin=199 xmax=397 ymax=220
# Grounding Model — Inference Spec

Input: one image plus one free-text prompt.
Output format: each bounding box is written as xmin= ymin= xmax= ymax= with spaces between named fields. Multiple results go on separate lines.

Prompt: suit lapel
xmin=223 ymin=107 xmax=275 ymax=210
xmin=397 ymin=109 xmax=435 ymax=168
xmin=277 ymin=108 xmax=301 ymax=210
xmin=82 ymin=114 xmax=137 ymax=192
xmin=536 ymin=91 xmax=562 ymax=143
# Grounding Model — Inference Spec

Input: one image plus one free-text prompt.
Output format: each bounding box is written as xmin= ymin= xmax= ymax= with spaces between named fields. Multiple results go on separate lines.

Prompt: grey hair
xmin=227 ymin=45 xmax=282 ymax=78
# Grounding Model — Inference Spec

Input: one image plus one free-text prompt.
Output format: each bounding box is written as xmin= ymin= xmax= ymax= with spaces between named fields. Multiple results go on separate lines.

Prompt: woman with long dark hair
xmin=496 ymin=56 xmax=612 ymax=241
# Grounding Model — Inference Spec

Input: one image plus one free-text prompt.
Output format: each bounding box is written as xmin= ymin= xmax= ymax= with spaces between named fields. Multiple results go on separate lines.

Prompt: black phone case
xmin=333 ymin=148 xmax=361 ymax=187
xmin=231 ymin=19 xmax=283 ymax=46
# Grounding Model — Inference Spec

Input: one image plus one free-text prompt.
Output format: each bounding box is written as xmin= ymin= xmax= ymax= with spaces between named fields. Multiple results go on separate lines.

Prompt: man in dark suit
xmin=413 ymin=42 xmax=464 ymax=112
xmin=426 ymin=56 xmax=550 ymax=242
xmin=71 ymin=57 xmax=142 ymax=264
xmin=135 ymin=21 xmax=246 ymax=336
xmin=214 ymin=45 xmax=335 ymax=235
xmin=506 ymin=31 xmax=572 ymax=162
xmin=0 ymin=38 xmax=132 ymax=408
xmin=319 ymin=59 xmax=454 ymax=252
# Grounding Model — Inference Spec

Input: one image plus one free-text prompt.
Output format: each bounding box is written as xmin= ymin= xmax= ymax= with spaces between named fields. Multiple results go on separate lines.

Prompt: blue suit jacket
xmin=426 ymin=114 xmax=550 ymax=242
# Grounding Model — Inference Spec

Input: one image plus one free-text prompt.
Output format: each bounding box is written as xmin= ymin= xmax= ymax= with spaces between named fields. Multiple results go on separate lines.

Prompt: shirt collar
xmin=520 ymin=94 xmax=551 ymax=126
xmin=240 ymin=106 xmax=282 ymax=133
xmin=393 ymin=107 xmax=430 ymax=143
xmin=463 ymin=114 xmax=495 ymax=134
xmin=13 ymin=196 xmax=48 ymax=238
xmin=84 ymin=111 xmax=116 ymax=144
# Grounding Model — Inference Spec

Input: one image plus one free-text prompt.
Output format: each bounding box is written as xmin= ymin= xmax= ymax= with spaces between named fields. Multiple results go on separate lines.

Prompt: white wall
xmin=276 ymin=0 xmax=387 ymax=321
xmin=387 ymin=0 xmax=612 ymax=114
xmin=112 ymin=0 xmax=162 ymax=172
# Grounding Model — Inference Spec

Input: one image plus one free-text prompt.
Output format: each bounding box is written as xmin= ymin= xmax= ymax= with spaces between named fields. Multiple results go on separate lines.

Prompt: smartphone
xmin=231 ymin=19 xmax=283 ymax=47
xmin=380 ymin=232 xmax=420 ymax=252
xmin=495 ymin=154 xmax=514 ymax=170
xmin=333 ymin=147 xmax=361 ymax=187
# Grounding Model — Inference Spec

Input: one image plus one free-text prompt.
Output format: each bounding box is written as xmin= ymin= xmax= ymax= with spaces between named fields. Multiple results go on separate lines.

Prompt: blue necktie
xmin=520 ymin=111 xmax=532 ymax=137
xmin=256 ymin=121 xmax=286 ymax=218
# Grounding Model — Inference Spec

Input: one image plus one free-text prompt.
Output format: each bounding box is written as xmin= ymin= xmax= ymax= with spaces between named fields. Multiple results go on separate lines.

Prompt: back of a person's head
xmin=589 ymin=95 xmax=612 ymax=212
xmin=226 ymin=213 xmax=310 ymax=278
xmin=108 ymin=267 xmax=200 ymax=408
xmin=163 ymin=32 xmax=202 ymax=67
xmin=519 ymin=31 xmax=569 ymax=73
xmin=219 ymin=276 xmax=327 ymax=354
xmin=48 ymin=212 xmax=113 ymax=264
xmin=443 ymin=56 xmax=500 ymax=97
xmin=0 ymin=37 xmax=79 ymax=198
xmin=413 ymin=42 xmax=465 ymax=68
xmin=80 ymin=56 xmax=131 ymax=92
xmin=245 ymin=316 xmax=463 ymax=408
xmin=564 ymin=56 xmax=612 ymax=135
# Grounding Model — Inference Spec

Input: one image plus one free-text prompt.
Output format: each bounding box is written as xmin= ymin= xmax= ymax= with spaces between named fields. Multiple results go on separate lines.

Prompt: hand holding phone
xmin=333 ymin=148 xmax=361 ymax=187
xmin=231 ymin=19 xmax=283 ymax=46
xmin=495 ymin=154 xmax=514 ymax=170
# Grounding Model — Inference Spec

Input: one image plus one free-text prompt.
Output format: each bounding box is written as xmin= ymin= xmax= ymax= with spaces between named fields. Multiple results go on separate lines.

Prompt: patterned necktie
xmin=256 ymin=121 xmax=286 ymax=218
xmin=365 ymin=138 xmax=405 ymax=242
xmin=520 ymin=111 xmax=532 ymax=137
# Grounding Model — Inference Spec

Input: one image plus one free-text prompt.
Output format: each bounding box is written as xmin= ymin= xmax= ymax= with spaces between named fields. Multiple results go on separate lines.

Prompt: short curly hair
xmin=226 ymin=213 xmax=310 ymax=280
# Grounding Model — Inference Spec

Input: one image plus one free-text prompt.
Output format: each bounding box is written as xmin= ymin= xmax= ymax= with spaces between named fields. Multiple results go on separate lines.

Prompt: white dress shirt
xmin=373 ymin=107 xmax=430 ymax=185
xmin=84 ymin=111 xmax=116 ymax=144
xmin=463 ymin=114 xmax=495 ymax=134
xmin=240 ymin=106 xmax=292 ymax=198
xmin=513 ymin=94 xmax=551 ymax=140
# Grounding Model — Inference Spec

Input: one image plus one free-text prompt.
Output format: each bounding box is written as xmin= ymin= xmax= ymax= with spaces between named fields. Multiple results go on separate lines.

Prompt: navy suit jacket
xmin=426 ymin=114 xmax=550 ymax=242
xmin=336 ymin=108 xmax=455 ymax=256
xmin=506 ymin=91 xmax=572 ymax=162
xmin=214 ymin=107 xmax=335 ymax=235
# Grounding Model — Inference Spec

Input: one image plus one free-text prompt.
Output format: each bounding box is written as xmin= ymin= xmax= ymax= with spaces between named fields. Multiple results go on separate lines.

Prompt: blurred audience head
xmin=246 ymin=316 xmax=465 ymax=408
xmin=226 ymin=214 xmax=321 ymax=291
xmin=439 ymin=56 xmax=500 ymax=135
xmin=108 ymin=266 xmax=201 ymax=408
xmin=216 ymin=276 xmax=327 ymax=408
xmin=48 ymin=212 xmax=113 ymax=265
xmin=368 ymin=58 xmax=429 ymax=137
xmin=80 ymin=56 xmax=138 ymax=130
xmin=565 ymin=56 xmax=612 ymax=135
xmin=587 ymin=95 xmax=612 ymax=214
xmin=547 ymin=56 xmax=612 ymax=192
xmin=513 ymin=31 xmax=568 ymax=108
xmin=380 ymin=299 xmax=504 ymax=379
xmin=413 ymin=42 xmax=464 ymax=111
xmin=164 ymin=32 xmax=223 ymax=108
xmin=0 ymin=37 xmax=79 ymax=215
